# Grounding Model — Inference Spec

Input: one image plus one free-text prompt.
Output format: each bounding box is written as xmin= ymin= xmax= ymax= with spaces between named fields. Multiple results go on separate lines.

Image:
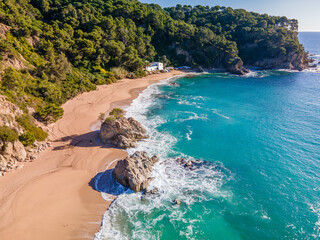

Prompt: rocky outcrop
xmin=0 ymin=53 xmax=26 ymax=71
xmin=0 ymin=23 xmax=11 ymax=39
xmin=225 ymin=57 xmax=250 ymax=75
xmin=0 ymin=140 xmax=52 ymax=176
xmin=254 ymin=51 xmax=309 ymax=71
xmin=100 ymin=116 xmax=148 ymax=149
xmin=0 ymin=95 xmax=24 ymax=134
xmin=0 ymin=95 xmax=51 ymax=176
xmin=0 ymin=140 xmax=26 ymax=173
xmin=113 ymin=151 xmax=159 ymax=192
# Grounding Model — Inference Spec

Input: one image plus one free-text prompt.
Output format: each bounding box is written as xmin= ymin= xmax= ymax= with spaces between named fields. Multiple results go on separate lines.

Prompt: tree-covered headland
xmin=0 ymin=0 xmax=308 ymax=136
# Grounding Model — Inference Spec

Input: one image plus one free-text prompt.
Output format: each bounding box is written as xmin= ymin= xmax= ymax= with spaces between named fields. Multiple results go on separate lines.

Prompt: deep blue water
xmin=95 ymin=32 xmax=320 ymax=240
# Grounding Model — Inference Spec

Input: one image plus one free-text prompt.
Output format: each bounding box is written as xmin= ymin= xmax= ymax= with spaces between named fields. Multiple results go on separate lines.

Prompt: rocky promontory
xmin=225 ymin=56 xmax=250 ymax=75
xmin=113 ymin=151 xmax=159 ymax=192
xmin=254 ymin=50 xmax=309 ymax=71
xmin=100 ymin=109 xmax=148 ymax=149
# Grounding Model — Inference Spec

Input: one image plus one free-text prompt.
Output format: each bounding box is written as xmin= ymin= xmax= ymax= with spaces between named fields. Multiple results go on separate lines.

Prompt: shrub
xmin=105 ymin=71 xmax=116 ymax=84
xmin=93 ymin=76 xmax=106 ymax=85
xmin=0 ymin=126 xmax=19 ymax=142
xmin=110 ymin=67 xmax=129 ymax=79
xmin=104 ymin=116 xmax=116 ymax=123
xmin=98 ymin=112 xmax=105 ymax=122
xmin=134 ymin=69 xmax=147 ymax=78
xmin=126 ymin=72 xmax=136 ymax=79
xmin=36 ymin=80 xmax=62 ymax=104
xmin=109 ymin=108 xmax=124 ymax=118
xmin=19 ymin=131 xmax=36 ymax=146
xmin=1 ymin=67 xmax=24 ymax=92
xmin=16 ymin=114 xmax=48 ymax=141
xmin=37 ymin=103 xmax=64 ymax=123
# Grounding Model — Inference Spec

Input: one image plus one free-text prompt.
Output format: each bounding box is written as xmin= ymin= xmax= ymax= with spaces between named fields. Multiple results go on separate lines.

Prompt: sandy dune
xmin=0 ymin=70 xmax=185 ymax=240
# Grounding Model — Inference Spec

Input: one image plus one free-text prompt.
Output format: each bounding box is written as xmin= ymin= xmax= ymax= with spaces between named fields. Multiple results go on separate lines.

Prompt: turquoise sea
xmin=94 ymin=32 xmax=320 ymax=240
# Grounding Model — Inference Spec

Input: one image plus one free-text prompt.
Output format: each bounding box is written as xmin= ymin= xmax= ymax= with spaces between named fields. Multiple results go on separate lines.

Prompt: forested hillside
xmin=0 ymin=0 xmax=308 ymax=149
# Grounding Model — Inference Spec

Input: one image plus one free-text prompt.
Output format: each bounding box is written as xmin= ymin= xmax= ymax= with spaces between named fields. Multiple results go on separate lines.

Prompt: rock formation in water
xmin=254 ymin=50 xmax=309 ymax=71
xmin=225 ymin=56 xmax=250 ymax=75
xmin=113 ymin=151 xmax=159 ymax=192
xmin=100 ymin=113 xmax=148 ymax=149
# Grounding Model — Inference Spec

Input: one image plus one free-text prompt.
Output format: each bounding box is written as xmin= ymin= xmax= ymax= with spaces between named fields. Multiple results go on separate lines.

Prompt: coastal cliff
xmin=254 ymin=50 xmax=309 ymax=70
xmin=0 ymin=95 xmax=50 ymax=176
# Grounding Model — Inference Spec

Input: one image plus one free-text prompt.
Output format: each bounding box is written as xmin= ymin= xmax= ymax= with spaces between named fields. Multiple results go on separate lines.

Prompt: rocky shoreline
xmin=0 ymin=140 xmax=51 ymax=176
xmin=0 ymin=95 xmax=52 ymax=176
xmin=100 ymin=108 xmax=200 ymax=195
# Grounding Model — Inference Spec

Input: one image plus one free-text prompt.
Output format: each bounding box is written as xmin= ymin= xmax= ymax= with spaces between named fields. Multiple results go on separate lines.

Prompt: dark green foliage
xmin=0 ymin=0 xmax=307 ymax=131
xmin=163 ymin=5 xmax=306 ymax=66
xmin=19 ymin=131 xmax=36 ymax=146
xmin=134 ymin=69 xmax=147 ymax=78
xmin=0 ymin=126 xmax=19 ymax=142
xmin=16 ymin=114 xmax=48 ymax=141
xmin=1 ymin=67 xmax=25 ymax=92
xmin=37 ymin=103 xmax=64 ymax=122
xmin=109 ymin=108 xmax=124 ymax=119
xmin=104 ymin=116 xmax=116 ymax=123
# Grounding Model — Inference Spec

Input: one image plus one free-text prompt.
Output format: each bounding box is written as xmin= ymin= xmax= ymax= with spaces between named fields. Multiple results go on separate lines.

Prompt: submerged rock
xmin=113 ymin=151 xmax=159 ymax=192
xmin=100 ymin=116 xmax=148 ymax=149
xmin=145 ymin=187 xmax=160 ymax=195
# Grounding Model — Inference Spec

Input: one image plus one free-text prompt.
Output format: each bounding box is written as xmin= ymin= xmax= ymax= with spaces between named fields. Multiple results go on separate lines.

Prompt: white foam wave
xmin=94 ymin=74 xmax=231 ymax=240
xmin=309 ymin=203 xmax=320 ymax=239
xmin=174 ymin=111 xmax=208 ymax=123
xmin=303 ymin=67 xmax=320 ymax=73
xmin=186 ymin=127 xmax=192 ymax=141
xmin=212 ymin=109 xmax=230 ymax=120
xmin=95 ymin=158 xmax=231 ymax=240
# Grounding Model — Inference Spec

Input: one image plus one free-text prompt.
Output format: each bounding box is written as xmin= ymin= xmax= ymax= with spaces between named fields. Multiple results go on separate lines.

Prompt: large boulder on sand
xmin=12 ymin=141 xmax=27 ymax=162
xmin=113 ymin=151 xmax=159 ymax=192
xmin=0 ymin=140 xmax=27 ymax=173
xmin=100 ymin=116 xmax=148 ymax=149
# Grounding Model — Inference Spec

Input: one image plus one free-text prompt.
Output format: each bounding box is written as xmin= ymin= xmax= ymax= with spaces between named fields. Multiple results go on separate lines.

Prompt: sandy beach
xmin=0 ymin=70 xmax=186 ymax=240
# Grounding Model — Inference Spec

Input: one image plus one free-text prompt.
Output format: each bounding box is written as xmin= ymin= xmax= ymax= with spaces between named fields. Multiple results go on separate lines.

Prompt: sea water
xmin=94 ymin=32 xmax=320 ymax=240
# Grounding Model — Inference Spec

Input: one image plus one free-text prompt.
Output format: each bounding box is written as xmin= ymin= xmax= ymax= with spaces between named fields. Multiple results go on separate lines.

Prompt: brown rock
xmin=12 ymin=141 xmax=27 ymax=162
xmin=254 ymin=51 xmax=309 ymax=71
xmin=113 ymin=151 xmax=159 ymax=192
xmin=0 ymin=155 xmax=7 ymax=171
xmin=100 ymin=117 xmax=148 ymax=149
xmin=226 ymin=57 xmax=250 ymax=75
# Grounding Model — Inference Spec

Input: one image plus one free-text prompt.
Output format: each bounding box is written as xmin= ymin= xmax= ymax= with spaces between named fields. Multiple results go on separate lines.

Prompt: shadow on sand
xmin=52 ymin=130 xmax=121 ymax=151
xmin=52 ymin=130 xmax=130 ymax=195
xmin=89 ymin=169 xmax=130 ymax=196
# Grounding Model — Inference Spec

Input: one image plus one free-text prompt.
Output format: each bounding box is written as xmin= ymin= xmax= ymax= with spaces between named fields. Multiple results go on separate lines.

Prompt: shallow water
xmin=94 ymin=32 xmax=320 ymax=240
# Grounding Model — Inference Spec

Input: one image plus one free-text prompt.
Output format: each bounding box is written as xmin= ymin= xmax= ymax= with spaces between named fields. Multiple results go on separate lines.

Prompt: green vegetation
xmin=0 ymin=126 xmax=18 ymax=142
xmin=98 ymin=113 xmax=106 ymax=122
xmin=163 ymin=5 xmax=306 ymax=66
xmin=0 ymin=1 xmax=307 ymax=141
xmin=109 ymin=108 xmax=124 ymax=119
xmin=19 ymin=131 xmax=36 ymax=146
xmin=37 ymin=103 xmax=64 ymax=123
xmin=104 ymin=116 xmax=116 ymax=123
xmin=16 ymin=114 xmax=48 ymax=141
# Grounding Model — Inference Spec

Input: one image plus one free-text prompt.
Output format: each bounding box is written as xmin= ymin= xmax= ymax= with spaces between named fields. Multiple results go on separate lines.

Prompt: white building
xmin=146 ymin=62 xmax=164 ymax=71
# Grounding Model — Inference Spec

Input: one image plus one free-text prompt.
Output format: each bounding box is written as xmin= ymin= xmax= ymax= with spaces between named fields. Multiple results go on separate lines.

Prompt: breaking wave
xmin=94 ymin=74 xmax=232 ymax=240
